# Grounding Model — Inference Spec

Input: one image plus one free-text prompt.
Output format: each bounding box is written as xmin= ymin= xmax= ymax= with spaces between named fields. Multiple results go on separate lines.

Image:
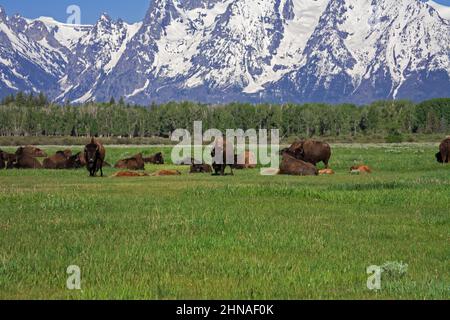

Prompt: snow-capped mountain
xmin=0 ymin=0 xmax=449 ymax=105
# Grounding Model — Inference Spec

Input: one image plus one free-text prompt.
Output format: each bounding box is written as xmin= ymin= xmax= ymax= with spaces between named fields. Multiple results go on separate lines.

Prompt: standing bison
xmin=211 ymin=138 xmax=235 ymax=176
xmin=84 ymin=138 xmax=106 ymax=177
xmin=436 ymin=138 xmax=450 ymax=164
xmin=282 ymin=139 xmax=331 ymax=168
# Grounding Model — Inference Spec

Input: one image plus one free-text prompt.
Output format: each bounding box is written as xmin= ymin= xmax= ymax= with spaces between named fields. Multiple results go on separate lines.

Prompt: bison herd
xmin=0 ymin=137 xmax=449 ymax=177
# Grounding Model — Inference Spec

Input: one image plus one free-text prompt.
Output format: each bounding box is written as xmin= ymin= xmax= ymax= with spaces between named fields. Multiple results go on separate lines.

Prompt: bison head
xmin=282 ymin=140 xmax=305 ymax=160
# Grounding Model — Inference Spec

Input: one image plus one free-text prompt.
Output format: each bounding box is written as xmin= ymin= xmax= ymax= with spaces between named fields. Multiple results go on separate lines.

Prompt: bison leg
xmin=229 ymin=165 xmax=234 ymax=176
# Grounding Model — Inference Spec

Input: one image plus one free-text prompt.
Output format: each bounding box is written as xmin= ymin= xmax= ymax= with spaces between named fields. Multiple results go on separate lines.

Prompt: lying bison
xmin=282 ymin=139 xmax=331 ymax=168
xmin=84 ymin=138 xmax=106 ymax=177
xmin=144 ymin=152 xmax=164 ymax=164
xmin=43 ymin=150 xmax=74 ymax=169
xmin=13 ymin=147 xmax=42 ymax=169
xmin=279 ymin=153 xmax=318 ymax=176
xmin=436 ymin=138 xmax=450 ymax=164
xmin=151 ymin=170 xmax=181 ymax=176
xmin=115 ymin=153 xmax=145 ymax=170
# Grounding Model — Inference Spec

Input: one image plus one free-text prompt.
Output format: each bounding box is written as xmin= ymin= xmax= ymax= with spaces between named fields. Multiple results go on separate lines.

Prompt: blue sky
xmin=0 ymin=0 xmax=151 ymax=24
xmin=0 ymin=0 xmax=449 ymax=24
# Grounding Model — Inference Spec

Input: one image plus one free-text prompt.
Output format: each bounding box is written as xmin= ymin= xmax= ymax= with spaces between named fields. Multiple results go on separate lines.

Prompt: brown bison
xmin=279 ymin=153 xmax=318 ymax=176
xmin=319 ymin=169 xmax=335 ymax=175
xmin=115 ymin=153 xmax=145 ymax=170
xmin=350 ymin=165 xmax=372 ymax=174
xmin=151 ymin=170 xmax=181 ymax=176
xmin=43 ymin=150 xmax=74 ymax=169
xmin=282 ymin=139 xmax=331 ymax=168
xmin=436 ymin=138 xmax=450 ymax=164
xmin=84 ymin=138 xmax=106 ymax=177
xmin=211 ymin=138 xmax=235 ymax=176
xmin=112 ymin=171 xmax=149 ymax=178
xmin=13 ymin=147 xmax=42 ymax=169
xmin=143 ymin=152 xmax=164 ymax=164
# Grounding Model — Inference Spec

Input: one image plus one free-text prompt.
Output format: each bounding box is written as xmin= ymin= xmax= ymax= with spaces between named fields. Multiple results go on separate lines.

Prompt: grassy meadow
xmin=0 ymin=143 xmax=449 ymax=299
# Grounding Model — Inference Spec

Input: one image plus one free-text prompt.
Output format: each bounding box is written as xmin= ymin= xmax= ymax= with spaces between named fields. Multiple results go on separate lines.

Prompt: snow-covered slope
xmin=0 ymin=0 xmax=449 ymax=104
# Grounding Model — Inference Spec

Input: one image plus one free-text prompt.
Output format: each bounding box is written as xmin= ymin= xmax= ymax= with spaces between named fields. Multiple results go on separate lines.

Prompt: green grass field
xmin=0 ymin=143 xmax=449 ymax=300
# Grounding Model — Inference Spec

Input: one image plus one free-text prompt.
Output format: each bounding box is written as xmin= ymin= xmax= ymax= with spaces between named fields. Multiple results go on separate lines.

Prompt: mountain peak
xmin=0 ymin=6 xmax=6 ymax=22
xmin=97 ymin=13 xmax=113 ymax=25
xmin=0 ymin=0 xmax=449 ymax=104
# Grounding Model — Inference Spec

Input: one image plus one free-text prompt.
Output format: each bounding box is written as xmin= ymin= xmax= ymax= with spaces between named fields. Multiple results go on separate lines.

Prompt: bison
xmin=282 ymin=139 xmax=331 ymax=168
xmin=350 ymin=165 xmax=372 ymax=174
xmin=436 ymin=138 xmax=450 ymax=164
xmin=279 ymin=153 xmax=318 ymax=176
xmin=151 ymin=170 xmax=181 ymax=176
xmin=84 ymin=138 xmax=106 ymax=177
xmin=143 ymin=152 xmax=164 ymax=164
xmin=13 ymin=147 xmax=42 ymax=169
xmin=115 ymin=153 xmax=145 ymax=171
xmin=319 ymin=169 xmax=335 ymax=175
xmin=112 ymin=171 xmax=149 ymax=178
xmin=211 ymin=138 xmax=235 ymax=176
xmin=43 ymin=150 xmax=74 ymax=169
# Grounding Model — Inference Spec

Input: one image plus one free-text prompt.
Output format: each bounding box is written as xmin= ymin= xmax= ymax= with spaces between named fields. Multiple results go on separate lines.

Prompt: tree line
xmin=0 ymin=92 xmax=449 ymax=140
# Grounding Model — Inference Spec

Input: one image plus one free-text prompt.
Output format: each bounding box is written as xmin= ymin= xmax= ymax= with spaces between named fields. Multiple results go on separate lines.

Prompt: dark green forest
xmin=0 ymin=93 xmax=449 ymax=142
